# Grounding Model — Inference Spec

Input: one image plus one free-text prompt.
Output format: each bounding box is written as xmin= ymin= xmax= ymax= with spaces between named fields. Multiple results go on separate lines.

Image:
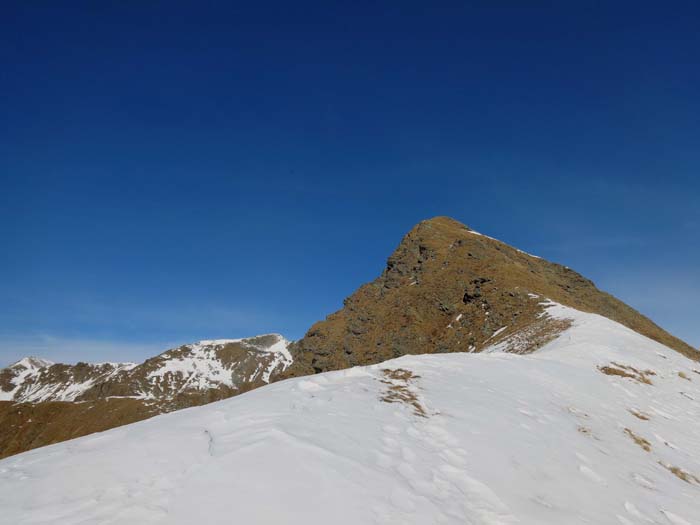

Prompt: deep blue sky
xmin=2 ymin=2 xmax=698 ymax=366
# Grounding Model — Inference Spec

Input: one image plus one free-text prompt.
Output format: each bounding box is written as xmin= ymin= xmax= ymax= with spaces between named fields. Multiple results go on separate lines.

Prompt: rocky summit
xmin=284 ymin=217 xmax=695 ymax=377
xmin=0 ymin=217 xmax=696 ymax=460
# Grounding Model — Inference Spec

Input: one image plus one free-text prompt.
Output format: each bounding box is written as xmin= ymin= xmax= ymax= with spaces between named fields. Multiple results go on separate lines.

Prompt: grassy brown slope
xmin=0 ymin=399 xmax=157 ymax=459
xmin=284 ymin=216 xmax=696 ymax=377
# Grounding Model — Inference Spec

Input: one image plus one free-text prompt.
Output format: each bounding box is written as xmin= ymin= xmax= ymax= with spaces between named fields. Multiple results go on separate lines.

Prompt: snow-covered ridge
xmin=2 ymin=304 xmax=698 ymax=524
xmin=198 ymin=339 xmax=242 ymax=345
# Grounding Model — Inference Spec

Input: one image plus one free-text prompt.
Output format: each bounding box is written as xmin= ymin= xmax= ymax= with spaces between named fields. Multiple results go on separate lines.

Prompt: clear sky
xmin=2 ymin=2 xmax=698 ymax=366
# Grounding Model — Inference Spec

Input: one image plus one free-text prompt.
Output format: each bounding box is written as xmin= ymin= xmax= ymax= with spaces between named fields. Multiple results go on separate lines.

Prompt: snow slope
xmin=1 ymin=304 xmax=699 ymax=524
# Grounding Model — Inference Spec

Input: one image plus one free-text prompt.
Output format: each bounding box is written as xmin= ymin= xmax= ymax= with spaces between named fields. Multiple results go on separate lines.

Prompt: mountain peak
xmin=284 ymin=218 xmax=697 ymax=377
xmin=398 ymin=216 xmax=477 ymax=248
xmin=9 ymin=356 xmax=54 ymax=370
xmin=412 ymin=215 xmax=474 ymax=230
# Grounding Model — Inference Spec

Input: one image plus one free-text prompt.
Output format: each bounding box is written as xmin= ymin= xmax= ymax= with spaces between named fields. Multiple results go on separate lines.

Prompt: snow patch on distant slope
xmin=148 ymin=343 xmax=236 ymax=393
xmin=0 ymin=357 xmax=54 ymax=401
xmin=257 ymin=336 xmax=293 ymax=382
xmin=145 ymin=335 xmax=293 ymax=396
xmin=10 ymin=362 xmax=137 ymax=403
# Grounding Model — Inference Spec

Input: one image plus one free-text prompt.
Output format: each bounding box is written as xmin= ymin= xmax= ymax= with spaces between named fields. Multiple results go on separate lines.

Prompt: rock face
xmin=0 ymin=335 xmax=292 ymax=458
xmin=283 ymin=217 xmax=696 ymax=377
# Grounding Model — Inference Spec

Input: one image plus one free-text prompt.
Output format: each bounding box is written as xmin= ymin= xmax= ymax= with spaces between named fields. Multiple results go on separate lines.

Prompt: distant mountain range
xmin=2 ymin=335 xmax=291 ymax=404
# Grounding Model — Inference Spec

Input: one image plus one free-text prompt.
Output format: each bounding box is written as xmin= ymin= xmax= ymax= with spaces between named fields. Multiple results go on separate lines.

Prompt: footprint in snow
xmin=375 ymin=451 xmax=393 ymax=469
xmin=439 ymin=464 xmax=519 ymax=524
xmin=382 ymin=424 xmax=401 ymax=435
xmin=296 ymin=380 xmax=323 ymax=393
xmin=381 ymin=436 xmax=399 ymax=452
xmin=661 ymin=510 xmax=693 ymax=525
xmin=653 ymin=434 xmax=678 ymax=450
xmin=624 ymin=501 xmax=653 ymax=522
xmin=401 ymin=445 xmax=417 ymax=462
xmin=579 ymin=464 xmax=607 ymax=485
xmin=389 ymin=486 xmax=416 ymax=512
xmin=631 ymin=472 xmax=656 ymax=490
xmin=575 ymin=452 xmax=591 ymax=464
xmin=440 ymin=449 xmax=468 ymax=467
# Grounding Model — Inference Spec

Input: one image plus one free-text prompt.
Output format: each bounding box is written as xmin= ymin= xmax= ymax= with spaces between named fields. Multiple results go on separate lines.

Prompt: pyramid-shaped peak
xmin=9 ymin=356 xmax=54 ymax=370
xmin=399 ymin=216 xmax=510 ymax=252
xmin=285 ymin=217 xmax=697 ymax=378
xmin=407 ymin=216 xmax=475 ymax=236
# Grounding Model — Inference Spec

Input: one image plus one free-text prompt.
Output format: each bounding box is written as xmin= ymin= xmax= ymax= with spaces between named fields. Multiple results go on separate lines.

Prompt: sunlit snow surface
xmin=1 ymin=304 xmax=699 ymax=524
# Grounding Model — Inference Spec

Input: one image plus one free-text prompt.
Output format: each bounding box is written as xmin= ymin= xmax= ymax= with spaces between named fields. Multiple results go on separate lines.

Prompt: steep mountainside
xmin=2 ymin=302 xmax=698 ymax=524
xmin=284 ymin=217 xmax=696 ymax=377
xmin=0 ymin=335 xmax=291 ymax=458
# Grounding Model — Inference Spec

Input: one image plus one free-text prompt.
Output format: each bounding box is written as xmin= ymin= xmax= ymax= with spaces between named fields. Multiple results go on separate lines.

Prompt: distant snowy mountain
xmin=2 ymin=301 xmax=698 ymax=524
xmin=0 ymin=334 xmax=292 ymax=404
xmin=0 ymin=357 xmax=55 ymax=401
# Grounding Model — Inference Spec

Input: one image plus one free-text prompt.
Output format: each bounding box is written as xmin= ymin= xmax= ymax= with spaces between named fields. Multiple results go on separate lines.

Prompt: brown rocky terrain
xmin=1 ymin=216 xmax=695 ymax=460
xmin=283 ymin=216 xmax=696 ymax=377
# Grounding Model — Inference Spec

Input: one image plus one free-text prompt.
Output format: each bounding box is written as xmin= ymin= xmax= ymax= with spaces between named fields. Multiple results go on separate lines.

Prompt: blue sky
xmin=2 ymin=2 xmax=698 ymax=366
